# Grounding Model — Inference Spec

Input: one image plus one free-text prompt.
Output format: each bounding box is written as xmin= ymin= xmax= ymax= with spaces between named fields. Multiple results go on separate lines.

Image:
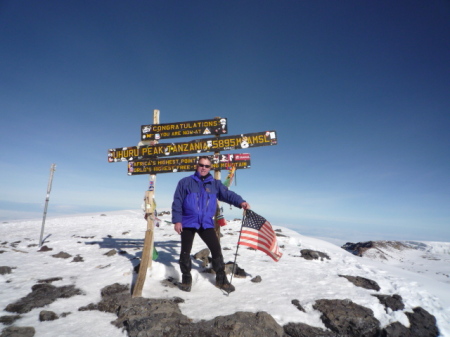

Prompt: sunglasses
xmin=198 ymin=163 xmax=211 ymax=168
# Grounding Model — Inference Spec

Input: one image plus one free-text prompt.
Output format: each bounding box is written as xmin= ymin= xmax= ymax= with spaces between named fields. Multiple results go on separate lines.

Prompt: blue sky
xmin=1 ymin=1 xmax=449 ymax=243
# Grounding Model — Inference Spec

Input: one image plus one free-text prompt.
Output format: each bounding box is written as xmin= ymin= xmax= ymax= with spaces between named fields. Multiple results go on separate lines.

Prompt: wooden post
xmin=214 ymin=160 xmax=221 ymax=240
xmin=132 ymin=109 xmax=159 ymax=298
xmin=213 ymin=117 xmax=222 ymax=240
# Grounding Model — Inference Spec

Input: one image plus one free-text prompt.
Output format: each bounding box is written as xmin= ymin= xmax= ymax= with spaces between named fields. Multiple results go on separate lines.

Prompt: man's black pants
xmin=180 ymin=227 xmax=222 ymax=258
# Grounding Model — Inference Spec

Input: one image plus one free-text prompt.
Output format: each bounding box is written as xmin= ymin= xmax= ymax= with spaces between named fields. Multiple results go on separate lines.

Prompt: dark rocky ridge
xmin=341 ymin=240 xmax=412 ymax=258
xmin=74 ymin=283 xmax=439 ymax=337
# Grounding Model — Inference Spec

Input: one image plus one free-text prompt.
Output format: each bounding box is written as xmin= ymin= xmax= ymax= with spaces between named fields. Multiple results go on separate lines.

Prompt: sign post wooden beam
xmin=132 ymin=109 xmax=159 ymax=298
xmin=214 ymin=148 xmax=221 ymax=240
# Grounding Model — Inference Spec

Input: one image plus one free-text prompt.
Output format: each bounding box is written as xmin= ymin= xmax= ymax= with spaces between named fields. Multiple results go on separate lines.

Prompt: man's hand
xmin=174 ymin=222 xmax=183 ymax=235
xmin=240 ymin=202 xmax=250 ymax=210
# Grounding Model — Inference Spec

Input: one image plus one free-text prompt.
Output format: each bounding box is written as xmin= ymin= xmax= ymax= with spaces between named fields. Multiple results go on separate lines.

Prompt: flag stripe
xmin=238 ymin=210 xmax=282 ymax=262
xmin=239 ymin=236 xmax=282 ymax=258
xmin=238 ymin=240 xmax=281 ymax=262
xmin=240 ymin=228 xmax=274 ymax=250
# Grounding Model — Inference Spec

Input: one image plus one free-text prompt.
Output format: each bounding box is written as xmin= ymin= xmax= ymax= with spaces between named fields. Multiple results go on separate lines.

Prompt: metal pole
xmin=228 ymin=210 xmax=247 ymax=293
xmin=39 ymin=164 xmax=56 ymax=246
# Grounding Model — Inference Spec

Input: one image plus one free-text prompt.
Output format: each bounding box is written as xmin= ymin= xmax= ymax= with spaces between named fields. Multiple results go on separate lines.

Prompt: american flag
xmin=238 ymin=210 xmax=282 ymax=262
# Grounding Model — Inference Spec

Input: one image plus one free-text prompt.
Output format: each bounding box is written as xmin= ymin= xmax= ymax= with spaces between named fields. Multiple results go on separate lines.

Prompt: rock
xmin=339 ymin=275 xmax=381 ymax=291
xmin=51 ymin=252 xmax=72 ymax=259
xmin=0 ymin=315 xmax=21 ymax=325
xmin=193 ymin=248 xmax=210 ymax=267
xmin=341 ymin=241 xmax=375 ymax=256
xmin=381 ymin=321 xmax=411 ymax=336
xmin=372 ymin=294 xmax=404 ymax=311
xmin=172 ymin=297 xmax=184 ymax=304
xmin=78 ymin=303 xmax=99 ymax=311
xmin=276 ymin=233 xmax=288 ymax=237
xmin=313 ymin=299 xmax=380 ymax=337
xmin=10 ymin=241 xmax=21 ymax=248
xmin=71 ymin=255 xmax=84 ymax=262
xmin=0 ymin=326 xmax=35 ymax=337
xmin=79 ymin=283 xmax=191 ymax=335
xmin=406 ymin=307 xmax=439 ymax=337
xmin=341 ymin=241 xmax=411 ymax=258
xmin=37 ymin=277 xmax=63 ymax=284
xmin=37 ymin=245 xmax=52 ymax=252
xmin=193 ymin=311 xmax=285 ymax=337
xmin=291 ymin=299 xmax=305 ymax=312
xmin=82 ymin=284 xmax=285 ymax=337
xmin=225 ymin=262 xmax=246 ymax=277
xmin=113 ymin=298 xmax=192 ymax=336
xmin=96 ymin=264 xmax=111 ymax=269
xmin=39 ymin=310 xmax=58 ymax=321
xmin=0 ymin=267 xmax=13 ymax=275
xmin=381 ymin=307 xmax=439 ymax=337
xmin=284 ymin=322 xmax=337 ymax=337
xmin=251 ymin=275 xmax=262 ymax=283
xmin=100 ymin=283 xmax=130 ymax=298
xmin=79 ymin=283 xmax=437 ymax=337
xmin=104 ymin=249 xmax=117 ymax=257
xmin=5 ymin=284 xmax=83 ymax=314
xmin=300 ymin=249 xmax=330 ymax=261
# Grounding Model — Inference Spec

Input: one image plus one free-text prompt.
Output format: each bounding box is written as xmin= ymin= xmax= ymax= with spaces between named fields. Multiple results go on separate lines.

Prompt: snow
xmin=1 ymin=209 xmax=449 ymax=336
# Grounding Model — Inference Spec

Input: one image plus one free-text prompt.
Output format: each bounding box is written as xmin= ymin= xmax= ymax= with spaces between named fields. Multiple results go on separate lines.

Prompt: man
xmin=172 ymin=156 xmax=250 ymax=293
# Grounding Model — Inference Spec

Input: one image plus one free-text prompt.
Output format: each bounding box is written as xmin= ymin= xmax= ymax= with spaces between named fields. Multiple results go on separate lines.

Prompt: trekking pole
xmin=228 ymin=209 xmax=247 ymax=294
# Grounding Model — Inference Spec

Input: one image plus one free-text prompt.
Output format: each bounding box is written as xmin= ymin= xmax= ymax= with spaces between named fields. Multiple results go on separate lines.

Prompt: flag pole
xmin=228 ymin=209 xmax=247 ymax=292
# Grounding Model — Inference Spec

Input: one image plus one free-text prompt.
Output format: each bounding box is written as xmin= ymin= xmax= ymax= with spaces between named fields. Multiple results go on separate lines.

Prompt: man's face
xmin=197 ymin=159 xmax=212 ymax=177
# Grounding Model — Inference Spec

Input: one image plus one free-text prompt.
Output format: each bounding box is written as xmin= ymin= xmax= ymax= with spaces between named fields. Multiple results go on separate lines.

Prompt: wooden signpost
xmin=132 ymin=110 xmax=159 ymax=297
xmin=107 ymin=110 xmax=277 ymax=297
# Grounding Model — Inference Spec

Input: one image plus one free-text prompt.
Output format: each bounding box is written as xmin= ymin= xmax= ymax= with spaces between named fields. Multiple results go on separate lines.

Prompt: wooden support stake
xmin=213 ymin=122 xmax=221 ymax=240
xmin=214 ymin=165 xmax=221 ymax=240
xmin=132 ymin=109 xmax=159 ymax=298
xmin=132 ymin=188 xmax=155 ymax=297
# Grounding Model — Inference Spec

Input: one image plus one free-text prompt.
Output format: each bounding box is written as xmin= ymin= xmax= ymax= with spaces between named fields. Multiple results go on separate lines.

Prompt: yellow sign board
xmin=128 ymin=153 xmax=251 ymax=175
xmin=108 ymin=131 xmax=277 ymax=162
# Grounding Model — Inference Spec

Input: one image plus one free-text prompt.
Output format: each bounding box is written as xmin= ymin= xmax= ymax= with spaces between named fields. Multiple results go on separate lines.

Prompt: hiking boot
xmin=215 ymin=271 xmax=235 ymax=293
xmin=179 ymin=252 xmax=192 ymax=292
xmin=212 ymin=256 xmax=235 ymax=293
xmin=179 ymin=273 xmax=192 ymax=292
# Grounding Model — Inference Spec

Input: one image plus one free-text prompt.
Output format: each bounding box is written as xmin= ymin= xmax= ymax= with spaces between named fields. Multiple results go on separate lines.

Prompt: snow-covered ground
xmin=1 ymin=209 xmax=449 ymax=336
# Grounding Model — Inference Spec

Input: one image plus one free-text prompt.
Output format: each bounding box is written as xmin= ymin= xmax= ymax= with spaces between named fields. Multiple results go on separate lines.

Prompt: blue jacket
xmin=172 ymin=172 xmax=245 ymax=229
